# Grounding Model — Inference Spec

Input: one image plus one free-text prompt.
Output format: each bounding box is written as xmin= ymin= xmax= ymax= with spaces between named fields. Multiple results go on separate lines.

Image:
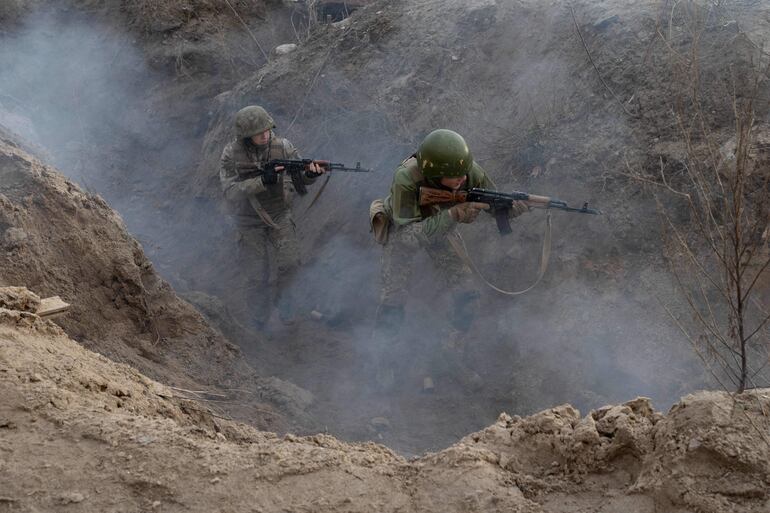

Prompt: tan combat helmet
xmin=234 ymin=105 xmax=276 ymax=139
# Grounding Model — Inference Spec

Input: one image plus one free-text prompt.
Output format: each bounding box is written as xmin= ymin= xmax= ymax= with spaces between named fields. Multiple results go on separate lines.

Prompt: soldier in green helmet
xmin=369 ymin=129 xmax=529 ymax=390
xmin=220 ymin=105 xmax=324 ymax=330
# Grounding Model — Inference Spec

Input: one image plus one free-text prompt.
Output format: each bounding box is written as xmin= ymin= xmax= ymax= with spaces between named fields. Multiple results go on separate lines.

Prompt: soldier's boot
xmin=439 ymin=330 xmax=484 ymax=391
xmin=370 ymin=304 xmax=404 ymax=393
xmin=453 ymin=290 xmax=483 ymax=390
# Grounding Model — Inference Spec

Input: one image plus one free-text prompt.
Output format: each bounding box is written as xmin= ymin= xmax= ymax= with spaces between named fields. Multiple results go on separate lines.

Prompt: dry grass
xmin=123 ymin=0 xmax=265 ymax=34
xmin=627 ymin=0 xmax=770 ymax=393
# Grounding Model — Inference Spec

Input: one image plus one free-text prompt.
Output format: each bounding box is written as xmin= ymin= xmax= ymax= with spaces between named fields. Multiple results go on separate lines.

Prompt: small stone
xmin=274 ymin=44 xmax=297 ymax=55
xmin=3 ymin=228 xmax=28 ymax=248
xmin=370 ymin=417 xmax=391 ymax=432
xmin=332 ymin=18 xmax=351 ymax=29
xmin=310 ymin=310 xmax=324 ymax=321
xmin=422 ymin=377 xmax=434 ymax=393
xmin=30 ymin=374 xmax=43 ymax=383
xmin=210 ymin=477 xmax=221 ymax=484
xmin=216 ymin=432 xmax=226 ymax=442
xmin=152 ymin=501 xmax=161 ymax=508
xmin=57 ymin=492 xmax=85 ymax=504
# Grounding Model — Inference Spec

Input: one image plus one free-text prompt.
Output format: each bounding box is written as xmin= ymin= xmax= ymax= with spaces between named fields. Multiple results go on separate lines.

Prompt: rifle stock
xmin=417 ymin=188 xmax=467 ymax=206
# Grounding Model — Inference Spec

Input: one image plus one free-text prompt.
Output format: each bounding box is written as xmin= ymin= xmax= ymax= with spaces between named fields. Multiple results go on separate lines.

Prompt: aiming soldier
xmin=369 ymin=129 xmax=529 ymax=389
xmin=219 ymin=105 xmax=324 ymax=330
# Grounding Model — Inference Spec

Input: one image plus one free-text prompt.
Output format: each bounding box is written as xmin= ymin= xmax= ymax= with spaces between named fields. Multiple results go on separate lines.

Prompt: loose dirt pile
xmin=1 ymin=295 xmax=769 ymax=512
xmin=0 ymin=133 xmax=313 ymax=432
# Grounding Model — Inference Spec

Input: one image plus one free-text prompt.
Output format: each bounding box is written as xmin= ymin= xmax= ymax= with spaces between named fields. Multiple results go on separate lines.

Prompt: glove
xmin=509 ymin=200 xmax=530 ymax=218
xmin=449 ymin=202 xmax=489 ymax=224
xmin=240 ymin=177 xmax=266 ymax=195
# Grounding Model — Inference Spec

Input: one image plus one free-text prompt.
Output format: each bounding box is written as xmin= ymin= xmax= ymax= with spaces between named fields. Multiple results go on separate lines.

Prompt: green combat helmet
xmin=416 ymin=129 xmax=473 ymax=180
xmin=234 ymin=105 xmax=276 ymax=139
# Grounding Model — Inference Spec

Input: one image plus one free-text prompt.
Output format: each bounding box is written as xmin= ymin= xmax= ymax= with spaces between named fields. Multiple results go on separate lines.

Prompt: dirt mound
xmin=0 ymin=135 xmax=238 ymax=382
xmin=0 ymin=137 xmax=313 ymax=432
xmin=458 ymin=393 xmax=770 ymax=512
xmin=2 ymin=300 xmax=768 ymax=512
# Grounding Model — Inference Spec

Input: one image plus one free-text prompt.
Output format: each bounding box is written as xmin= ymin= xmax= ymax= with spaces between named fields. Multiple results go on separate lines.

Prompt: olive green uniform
xmin=219 ymin=135 xmax=316 ymax=328
xmin=368 ymin=155 xmax=497 ymax=389
xmin=379 ymin=156 xmax=494 ymax=325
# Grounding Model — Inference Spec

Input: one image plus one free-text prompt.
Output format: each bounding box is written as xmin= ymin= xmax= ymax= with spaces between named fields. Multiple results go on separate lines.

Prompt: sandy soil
xmin=1 ymin=294 xmax=769 ymax=512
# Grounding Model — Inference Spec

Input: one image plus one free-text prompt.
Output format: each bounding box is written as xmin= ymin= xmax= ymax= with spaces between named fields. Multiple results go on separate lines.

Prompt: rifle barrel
xmin=468 ymin=188 xmax=600 ymax=215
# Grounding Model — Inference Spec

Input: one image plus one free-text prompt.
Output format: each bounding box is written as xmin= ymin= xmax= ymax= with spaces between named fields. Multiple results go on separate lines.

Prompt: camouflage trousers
xmin=233 ymin=213 xmax=301 ymax=328
xmin=379 ymin=223 xmax=480 ymax=334
xmin=371 ymin=223 xmax=482 ymax=390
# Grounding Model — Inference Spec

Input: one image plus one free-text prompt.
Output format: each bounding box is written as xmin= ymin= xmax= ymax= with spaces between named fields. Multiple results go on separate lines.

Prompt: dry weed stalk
xmin=632 ymin=1 xmax=770 ymax=393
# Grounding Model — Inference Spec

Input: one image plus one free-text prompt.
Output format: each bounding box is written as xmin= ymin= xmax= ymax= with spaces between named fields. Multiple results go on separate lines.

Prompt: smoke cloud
xmin=0 ymin=1 xmax=725 ymax=454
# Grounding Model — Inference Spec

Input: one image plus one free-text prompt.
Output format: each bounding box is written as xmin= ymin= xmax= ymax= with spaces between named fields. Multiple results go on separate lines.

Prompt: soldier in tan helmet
xmin=219 ymin=105 xmax=324 ymax=330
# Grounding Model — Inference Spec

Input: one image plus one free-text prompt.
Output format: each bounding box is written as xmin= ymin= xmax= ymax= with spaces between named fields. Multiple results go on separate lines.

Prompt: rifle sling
xmin=447 ymin=211 xmax=552 ymax=296
xmin=297 ymin=173 xmax=332 ymax=221
xmin=247 ymin=196 xmax=280 ymax=230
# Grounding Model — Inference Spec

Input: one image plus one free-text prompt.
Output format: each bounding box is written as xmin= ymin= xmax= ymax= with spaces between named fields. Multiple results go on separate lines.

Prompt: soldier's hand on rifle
xmin=509 ymin=200 xmax=530 ymax=218
xmin=240 ymin=177 xmax=267 ymax=195
xmin=306 ymin=161 xmax=326 ymax=176
xmin=449 ymin=202 xmax=489 ymax=223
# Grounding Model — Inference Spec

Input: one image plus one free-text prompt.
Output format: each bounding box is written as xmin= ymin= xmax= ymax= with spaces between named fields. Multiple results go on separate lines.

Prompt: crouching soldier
xmin=369 ymin=129 xmax=529 ymax=390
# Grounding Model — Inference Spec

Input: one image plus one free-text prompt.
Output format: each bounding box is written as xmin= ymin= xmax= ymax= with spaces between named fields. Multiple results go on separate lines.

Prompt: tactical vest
xmin=230 ymin=135 xmax=295 ymax=220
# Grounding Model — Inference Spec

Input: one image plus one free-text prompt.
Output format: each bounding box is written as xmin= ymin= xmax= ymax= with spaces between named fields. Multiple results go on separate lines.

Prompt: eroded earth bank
xmin=3 ymin=288 xmax=770 ymax=512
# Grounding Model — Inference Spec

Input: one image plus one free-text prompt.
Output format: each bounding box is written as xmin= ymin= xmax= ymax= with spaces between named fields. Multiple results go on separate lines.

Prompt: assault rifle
xmin=236 ymin=159 xmax=371 ymax=195
xmin=419 ymin=186 xmax=601 ymax=235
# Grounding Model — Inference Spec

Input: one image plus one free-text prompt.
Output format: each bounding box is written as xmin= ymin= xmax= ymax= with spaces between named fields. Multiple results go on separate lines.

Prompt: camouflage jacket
xmin=384 ymin=156 xmax=495 ymax=241
xmin=219 ymin=134 xmax=316 ymax=225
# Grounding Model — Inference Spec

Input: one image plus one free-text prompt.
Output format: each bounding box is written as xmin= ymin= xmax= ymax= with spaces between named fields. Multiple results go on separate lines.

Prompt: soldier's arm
xmin=391 ymin=181 xmax=456 ymax=241
xmin=219 ymin=143 xmax=264 ymax=200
